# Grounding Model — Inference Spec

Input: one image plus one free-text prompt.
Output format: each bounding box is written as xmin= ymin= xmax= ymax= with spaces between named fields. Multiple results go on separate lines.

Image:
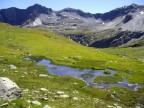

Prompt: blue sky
xmin=0 ymin=0 xmax=144 ymax=13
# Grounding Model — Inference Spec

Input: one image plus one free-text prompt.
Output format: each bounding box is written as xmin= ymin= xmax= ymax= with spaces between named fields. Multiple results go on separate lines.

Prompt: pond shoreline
xmin=25 ymin=58 xmax=144 ymax=90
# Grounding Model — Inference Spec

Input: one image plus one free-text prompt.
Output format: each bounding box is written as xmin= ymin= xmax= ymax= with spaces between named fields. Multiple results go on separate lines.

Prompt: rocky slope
xmin=90 ymin=31 xmax=144 ymax=48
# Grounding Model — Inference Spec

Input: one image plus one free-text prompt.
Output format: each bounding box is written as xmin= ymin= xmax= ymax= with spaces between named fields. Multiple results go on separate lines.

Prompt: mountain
xmin=0 ymin=3 xmax=144 ymax=31
xmin=0 ymin=4 xmax=144 ymax=47
xmin=0 ymin=4 xmax=52 ymax=26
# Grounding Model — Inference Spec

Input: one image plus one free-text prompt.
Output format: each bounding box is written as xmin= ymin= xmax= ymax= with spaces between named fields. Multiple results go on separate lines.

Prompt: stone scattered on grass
xmin=43 ymin=105 xmax=52 ymax=108
xmin=9 ymin=64 xmax=17 ymax=69
xmin=23 ymin=89 xmax=29 ymax=93
xmin=27 ymin=100 xmax=31 ymax=103
xmin=23 ymin=72 xmax=28 ymax=75
xmin=0 ymin=103 xmax=9 ymax=107
xmin=73 ymin=97 xmax=79 ymax=100
xmin=138 ymin=59 xmax=144 ymax=62
xmin=41 ymin=97 xmax=48 ymax=101
xmin=57 ymin=91 xmax=65 ymax=95
xmin=39 ymin=74 xmax=48 ymax=77
xmin=114 ymin=103 xmax=118 ymax=106
xmin=107 ymin=105 xmax=114 ymax=108
xmin=73 ymin=90 xmax=79 ymax=94
xmin=28 ymin=54 xmax=33 ymax=56
xmin=94 ymin=98 xmax=100 ymax=103
xmin=0 ymin=77 xmax=22 ymax=100
xmin=40 ymin=88 xmax=48 ymax=92
xmin=59 ymin=94 xmax=69 ymax=98
xmin=31 ymin=100 xmax=41 ymax=106
xmin=73 ymin=82 xmax=78 ymax=85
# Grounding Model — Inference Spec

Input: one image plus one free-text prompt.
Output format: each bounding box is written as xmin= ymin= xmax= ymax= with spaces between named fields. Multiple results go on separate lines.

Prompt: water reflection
xmin=37 ymin=59 xmax=144 ymax=90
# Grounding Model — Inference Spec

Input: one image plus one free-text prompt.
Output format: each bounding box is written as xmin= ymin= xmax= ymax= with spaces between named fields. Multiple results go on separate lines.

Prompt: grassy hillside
xmin=0 ymin=23 xmax=144 ymax=107
xmin=101 ymin=47 xmax=144 ymax=60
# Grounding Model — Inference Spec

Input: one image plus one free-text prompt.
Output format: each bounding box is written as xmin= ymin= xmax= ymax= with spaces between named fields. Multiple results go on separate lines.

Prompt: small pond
xmin=35 ymin=59 xmax=144 ymax=90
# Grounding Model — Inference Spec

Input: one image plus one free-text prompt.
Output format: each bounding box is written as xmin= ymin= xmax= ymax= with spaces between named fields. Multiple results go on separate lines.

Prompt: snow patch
xmin=32 ymin=18 xmax=42 ymax=26
xmin=140 ymin=11 xmax=144 ymax=15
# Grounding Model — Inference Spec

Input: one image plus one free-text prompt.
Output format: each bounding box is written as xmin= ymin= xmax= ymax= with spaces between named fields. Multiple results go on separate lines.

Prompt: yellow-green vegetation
xmin=101 ymin=47 xmax=144 ymax=83
xmin=101 ymin=47 xmax=144 ymax=60
xmin=81 ymin=73 xmax=93 ymax=78
xmin=103 ymin=69 xmax=111 ymax=74
xmin=94 ymin=76 xmax=123 ymax=84
xmin=0 ymin=23 xmax=144 ymax=107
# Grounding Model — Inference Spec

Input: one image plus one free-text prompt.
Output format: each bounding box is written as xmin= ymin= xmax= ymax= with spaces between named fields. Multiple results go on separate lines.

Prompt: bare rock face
xmin=0 ymin=77 xmax=22 ymax=100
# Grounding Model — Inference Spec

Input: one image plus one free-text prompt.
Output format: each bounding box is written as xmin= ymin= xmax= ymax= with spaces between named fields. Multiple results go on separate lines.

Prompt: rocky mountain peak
xmin=122 ymin=3 xmax=144 ymax=12
xmin=27 ymin=4 xmax=46 ymax=10
xmin=60 ymin=8 xmax=93 ymax=18
xmin=27 ymin=4 xmax=53 ymax=15
xmin=94 ymin=3 xmax=144 ymax=21
xmin=61 ymin=7 xmax=79 ymax=12
xmin=130 ymin=3 xmax=139 ymax=7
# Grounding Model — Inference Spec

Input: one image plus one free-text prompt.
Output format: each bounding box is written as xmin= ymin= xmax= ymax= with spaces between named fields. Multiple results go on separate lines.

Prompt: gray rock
xmin=40 ymin=88 xmax=48 ymax=92
xmin=9 ymin=65 xmax=17 ymax=69
xmin=43 ymin=105 xmax=51 ymax=108
xmin=73 ymin=97 xmax=79 ymax=100
xmin=59 ymin=94 xmax=69 ymax=98
xmin=0 ymin=77 xmax=22 ymax=100
xmin=31 ymin=100 xmax=41 ymax=105
xmin=0 ymin=103 xmax=9 ymax=107
xmin=39 ymin=74 xmax=48 ymax=77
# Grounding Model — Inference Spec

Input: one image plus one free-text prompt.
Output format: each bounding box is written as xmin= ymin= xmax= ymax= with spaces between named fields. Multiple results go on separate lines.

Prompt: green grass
xmin=81 ymin=73 xmax=93 ymax=78
xmin=103 ymin=69 xmax=111 ymax=74
xmin=0 ymin=23 xmax=144 ymax=107
xmin=94 ymin=76 xmax=123 ymax=84
xmin=101 ymin=47 xmax=144 ymax=60
xmin=101 ymin=47 xmax=144 ymax=83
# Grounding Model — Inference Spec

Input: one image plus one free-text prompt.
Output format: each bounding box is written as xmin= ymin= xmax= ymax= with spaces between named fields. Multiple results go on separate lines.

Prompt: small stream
xmin=35 ymin=59 xmax=144 ymax=90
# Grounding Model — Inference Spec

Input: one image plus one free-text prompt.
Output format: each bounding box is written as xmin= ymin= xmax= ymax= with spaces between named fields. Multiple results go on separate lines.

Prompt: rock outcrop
xmin=0 ymin=77 xmax=22 ymax=100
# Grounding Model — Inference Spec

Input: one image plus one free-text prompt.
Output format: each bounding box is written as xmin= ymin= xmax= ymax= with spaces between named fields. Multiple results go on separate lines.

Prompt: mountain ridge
xmin=1 ymin=3 xmax=144 ymax=28
xmin=1 ymin=3 xmax=144 ymax=48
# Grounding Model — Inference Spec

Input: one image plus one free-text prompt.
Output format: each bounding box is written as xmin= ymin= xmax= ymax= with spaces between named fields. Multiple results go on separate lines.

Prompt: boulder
xmin=0 ymin=77 xmax=22 ymax=100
